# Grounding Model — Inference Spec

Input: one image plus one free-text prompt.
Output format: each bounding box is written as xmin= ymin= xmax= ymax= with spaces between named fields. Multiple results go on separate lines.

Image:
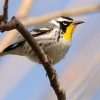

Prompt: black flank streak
xmin=57 ymin=34 xmax=60 ymax=42
xmin=4 ymin=41 xmax=25 ymax=52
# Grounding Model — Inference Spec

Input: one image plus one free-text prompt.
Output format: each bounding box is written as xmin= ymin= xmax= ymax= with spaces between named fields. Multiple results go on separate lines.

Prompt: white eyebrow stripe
xmin=56 ymin=17 xmax=73 ymax=22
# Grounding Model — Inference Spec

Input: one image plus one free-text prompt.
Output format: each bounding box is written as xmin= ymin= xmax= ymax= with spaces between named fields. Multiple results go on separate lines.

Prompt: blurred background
xmin=0 ymin=0 xmax=100 ymax=100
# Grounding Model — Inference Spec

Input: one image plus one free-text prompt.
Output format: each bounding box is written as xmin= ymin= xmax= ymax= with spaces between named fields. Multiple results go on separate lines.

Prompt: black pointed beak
xmin=74 ymin=21 xmax=84 ymax=25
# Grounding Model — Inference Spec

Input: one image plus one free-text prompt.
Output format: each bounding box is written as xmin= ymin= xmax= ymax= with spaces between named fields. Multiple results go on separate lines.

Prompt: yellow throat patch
xmin=64 ymin=24 xmax=76 ymax=42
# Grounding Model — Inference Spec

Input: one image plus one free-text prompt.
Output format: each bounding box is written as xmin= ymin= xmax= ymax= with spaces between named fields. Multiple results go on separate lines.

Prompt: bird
xmin=0 ymin=16 xmax=84 ymax=64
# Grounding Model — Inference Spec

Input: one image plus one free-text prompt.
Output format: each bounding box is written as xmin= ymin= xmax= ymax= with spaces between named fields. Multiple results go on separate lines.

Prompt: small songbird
xmin=0 ymin=16 xmax=84 ymax=64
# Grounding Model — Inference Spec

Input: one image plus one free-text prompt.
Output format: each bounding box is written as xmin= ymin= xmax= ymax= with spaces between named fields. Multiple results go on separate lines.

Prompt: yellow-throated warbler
xmin=0 ymin=16 xmax=84 ymax=64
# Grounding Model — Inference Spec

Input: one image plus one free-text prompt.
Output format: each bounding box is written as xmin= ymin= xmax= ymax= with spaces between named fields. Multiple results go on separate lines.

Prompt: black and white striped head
xmin=50 ymin=16 xmax=84 ymax=32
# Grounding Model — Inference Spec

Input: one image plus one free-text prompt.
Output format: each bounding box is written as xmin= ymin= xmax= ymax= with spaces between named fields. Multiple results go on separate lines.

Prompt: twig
xmin=0 ymin=15 xmax=3 ymax=22
xmin=0 ymin=0 xmax=66 ymax=100
xmin=0 ymin=0 xmax=8 ymax=22
xmin=3 ymin=0 xmax=8 ymax=22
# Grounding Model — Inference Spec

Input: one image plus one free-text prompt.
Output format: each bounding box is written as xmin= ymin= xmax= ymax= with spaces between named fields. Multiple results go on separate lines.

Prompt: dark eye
xmin=63 ymin=21 xmax=67 ymax=25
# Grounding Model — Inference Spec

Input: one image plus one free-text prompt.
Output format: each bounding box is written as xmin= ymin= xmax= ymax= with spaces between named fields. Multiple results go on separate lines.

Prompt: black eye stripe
xmin=58 ymin=21 xmax=72 ymax=33
xmin=61 ymin=21 xmax=71 ymax=27
xmin=62 ymin=21 xmax=69 ymax=25
xmin=63 ymin=21 xmax=67 ymax=24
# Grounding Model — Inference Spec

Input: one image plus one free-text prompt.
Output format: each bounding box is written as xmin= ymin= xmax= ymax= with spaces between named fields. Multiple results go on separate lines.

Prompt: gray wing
xmin=3 ymin=26 xmax=53 ymax=52
xmin=12 ymin=22 xmax=55 ymax=44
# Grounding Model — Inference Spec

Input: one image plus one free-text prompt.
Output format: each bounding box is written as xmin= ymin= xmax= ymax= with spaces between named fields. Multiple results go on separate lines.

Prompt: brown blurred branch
xmin=21 ymin=4 xmax=100 ymax=25
xmin=0 ymin=0 xmax=66 ymax=100
xmin=17 ymin=0 xmax=34 ymax=18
